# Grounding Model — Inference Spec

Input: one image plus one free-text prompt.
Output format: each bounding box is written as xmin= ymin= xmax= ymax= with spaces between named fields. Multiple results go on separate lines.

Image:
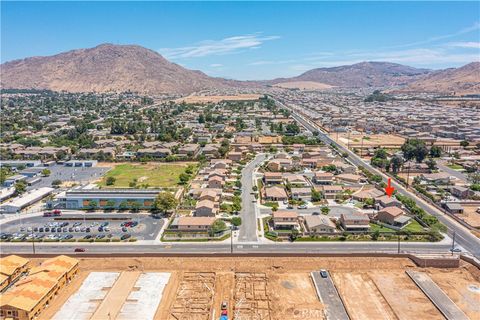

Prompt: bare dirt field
xmin=457 ymin=204 xmax=480 ymax=228
xmin=22 ymin=256 xmax=479 ymax=320
xmin=332 ymin=272 xmax=397 ymax=320
xmin=175 ymin=94 xmax=262 ymax=104
xmin=337 ymin=133 xmax=406 ymax=149
xmin=427 ymin=267 xmax=480 ymax=319
xmin=370 ymin=271 xmax=444 ymax=320
xmin=273 ymin=81 xmax=334 ymax=90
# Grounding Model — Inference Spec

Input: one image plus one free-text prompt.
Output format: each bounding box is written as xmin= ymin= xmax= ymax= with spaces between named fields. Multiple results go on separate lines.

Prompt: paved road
xmin=406 ymin=270 xmax=469 ymax=320
xmin=238 ymin=154 xmax=266 ymax=242
xmin=311 ymin=271 xmax=349 ymax=320
xmin=274 ymin=98 xmax=480 ymax=259
xmin=0 ymin=240 xmax=452 ymax=255
xmin=437 ymin=162 xmax=468 ymax=183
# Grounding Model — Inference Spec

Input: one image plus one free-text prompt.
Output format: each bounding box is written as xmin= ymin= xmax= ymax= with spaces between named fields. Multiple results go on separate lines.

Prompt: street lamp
xmin=230 ymin=225 xmax=234 ymax=254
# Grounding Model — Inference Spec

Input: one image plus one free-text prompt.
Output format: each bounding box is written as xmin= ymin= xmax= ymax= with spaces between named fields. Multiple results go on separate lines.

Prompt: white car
xmin=298 ymin=204 xmax=308 ymax=209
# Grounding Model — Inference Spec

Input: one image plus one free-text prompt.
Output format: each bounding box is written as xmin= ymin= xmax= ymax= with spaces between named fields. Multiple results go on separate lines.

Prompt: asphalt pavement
xmin=0 ymin=240 xmax=452 ymax=255
xmin=238 ymin=153 xmax=266 ymax=242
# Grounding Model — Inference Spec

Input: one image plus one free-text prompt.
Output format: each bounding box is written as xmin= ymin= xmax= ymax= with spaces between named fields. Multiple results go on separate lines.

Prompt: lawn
xmin=98 ymin=162 xmax=196 ymax=188
xmin=403 ymin=220 xmax=426 ymax=232
xmin=369 ymin=223 xmax=396 ymax=233
xmin=447 ymin=164 xmax=464 ymax=170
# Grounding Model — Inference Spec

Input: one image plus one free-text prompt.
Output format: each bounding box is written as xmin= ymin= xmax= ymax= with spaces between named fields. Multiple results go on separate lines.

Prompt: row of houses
xmin=0 ymin=255 xmax=79 ymax=320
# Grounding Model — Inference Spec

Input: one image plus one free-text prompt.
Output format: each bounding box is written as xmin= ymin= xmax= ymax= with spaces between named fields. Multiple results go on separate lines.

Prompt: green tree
xmin=154 ymin=192 xmax=178 ymax=213
xmin=321 ymin=206 xmax=330 ymax=215
xmin=460 ymin=140 xmax=469 ymax=148
xmin=425 ymin=158 xmax=437 ymax=171
xmin=14 ymin=181 xmax=27 ymax=195
xmin=178 ymin=173 xmax=190 ymax=185
xmin=231 ymin=217 xmax=242 ymax=227
xmin=210 ymin=219 xmax=227 ymax=235
xmin=390 ymin=155 xmax=403 ymax=173
xmin=51 ymin=179 xmax=62 ymax=187
xmin=105 ymin=200 xmax=116 ymax=210
xmin=311 ymin=188 xmax=323 ymax=202
xmin=401 ymin=139 xmax=428 ymax=163
xmin=87 ymin=200 xmax=98 ymax=211
xmin=106 ymin=176 xmax=116 ymax=186
xmin=41 ymin=168 xmax=51 ymax=177
xmin=429 ymin=146 xmax=442 ymax=158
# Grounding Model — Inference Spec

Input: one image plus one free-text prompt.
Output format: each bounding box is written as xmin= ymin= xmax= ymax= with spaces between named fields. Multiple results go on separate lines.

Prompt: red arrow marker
xmin=385 ymin=178 xmax=395 ymax=197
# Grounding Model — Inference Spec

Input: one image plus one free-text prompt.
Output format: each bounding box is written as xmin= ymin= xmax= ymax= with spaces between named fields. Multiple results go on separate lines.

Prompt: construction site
xmin=0 ymin=255 xmax=479 ymax=320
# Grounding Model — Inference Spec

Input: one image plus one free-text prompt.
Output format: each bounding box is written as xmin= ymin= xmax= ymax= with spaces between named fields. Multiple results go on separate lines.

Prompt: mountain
xmin=270 ymin=61 xmax=431 ymax=88
xmin=399 ymin=62 xmax=480 ymax=95
xmin=0 ymin=44 xmax=238 ymax=94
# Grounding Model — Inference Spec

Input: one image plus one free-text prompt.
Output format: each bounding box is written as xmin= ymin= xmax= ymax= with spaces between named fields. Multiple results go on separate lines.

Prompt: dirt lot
xmin=21 ymin=256 xmax=479 ymax=320
xmin=427 ymin=267 xmax=480 ymax=320
xmin=337 ymin=133 xmax=406 ymax=149
xmin=273 ymin=81 xmax=334 ymax=90
xmin=370 ymin=271 xmax=444 ymax=320
xmin=175 ymin=94 xmax=262 ymax=104
xmin=457 ymin=204 xmax=480 ymax=228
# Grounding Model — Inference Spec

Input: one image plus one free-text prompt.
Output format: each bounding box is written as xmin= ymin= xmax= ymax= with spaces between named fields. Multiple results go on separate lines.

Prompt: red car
xmin=74 ymin=248 xmax=86 ymax=252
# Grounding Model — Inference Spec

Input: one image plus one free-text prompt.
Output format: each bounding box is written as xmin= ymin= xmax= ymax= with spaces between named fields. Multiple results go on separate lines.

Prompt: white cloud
xmin=209 ymin=63 xmax=223 ymax=67
xmin=447 ymin=41 xmax=480 ymax=49
xmin=384 ymin=21 xmax=480 ymax=49
xmin=159 ymin=34 xmax=280 ymax=59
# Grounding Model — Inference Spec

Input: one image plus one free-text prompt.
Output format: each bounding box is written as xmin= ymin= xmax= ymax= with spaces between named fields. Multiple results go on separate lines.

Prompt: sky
xmin=1 ymin=1 xmax=479 ymax=80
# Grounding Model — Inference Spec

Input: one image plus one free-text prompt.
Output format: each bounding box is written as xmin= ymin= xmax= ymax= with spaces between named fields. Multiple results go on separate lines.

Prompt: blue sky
xmin=1 ymin=1 xmax=479 ymax=80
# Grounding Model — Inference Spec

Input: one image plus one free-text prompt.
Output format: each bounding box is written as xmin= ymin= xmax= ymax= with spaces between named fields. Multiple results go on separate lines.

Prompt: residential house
xmin=335 ymin=173 xmax=366 ymax=184
xmin=313 ymin=172 xmax=334 ymax=185
xmin=444 ymin=202 xmax=464 ymax=214
xmin=290 ymin=188 xmax=312 ymax=201
xmin=264 ymin=186 xmax=288 ymax=201
xmin=263 ymin=172 xmax=283 ymax=185
xmin=170 ymin=217 xmax=216 ymax=231
xmin=272 ymin=211 xmax=299 ymax=230
xmin=304 ymin=215 xmax=337 ymax=234
xmin=450 ymin=186 xmax=471 ymax=199
xmin=377 ymin=207 xmax=411 ymax=228
xmin=319 ymin=185 xmax=343 ymax=200
xmin=375 ymin=195 xmax=403 ymax=209
xmin=339 ymin=212 xmax=370 ymax=231
xmin=195 ymin=200 xmax=218 ymax=217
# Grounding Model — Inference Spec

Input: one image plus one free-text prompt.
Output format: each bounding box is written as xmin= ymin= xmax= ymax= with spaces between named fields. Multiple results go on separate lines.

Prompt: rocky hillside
xmin=0 ymin=44 xmax=237 ymax=94
xmin=400 ymin=62 xmax=480 ymax=95
xmin=271 ymin=61 xmax=431 ymax=87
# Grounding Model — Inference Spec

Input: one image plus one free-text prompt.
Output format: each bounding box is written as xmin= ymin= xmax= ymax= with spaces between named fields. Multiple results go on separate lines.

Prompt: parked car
xmin=96 ymin=234 xmax=105 ymax=239
xmin=298 ymin=204 xmax=308 ymax=209
xmin=68 ymin=228 xmax=73 ymax=232
xmin=320 ymin=269 xmax=328 ymax=278
xmin=39 ymin=227 xmax=44 ymax=232
xmin=74 ymin=248 xmax=85 ymax=252
xmin=84 ymin=235 xmax=93 ymax=239
xmin=221 ymin=301 xmax=228 ymax=310
xmin=86 ymin=228 xmax=91 ymax=233
xmin=122 ymin=227 xmax=128 ymax=232
xmin=121 ymin=234 xmax=131 ymax=240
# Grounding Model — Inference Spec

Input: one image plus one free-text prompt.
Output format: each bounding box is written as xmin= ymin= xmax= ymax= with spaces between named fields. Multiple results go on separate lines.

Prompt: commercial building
xmin=0 ymin=161 xmax=42 ymax=169
xmin=50 ymin=188 xmax=161 ymax=210
xmin=0 ymin=255 xmax=78 ymax=320
xmin=0 ymin=187 xmax=54 ymax=214
xmin=0 ymin=256 xmax=30 ymax=292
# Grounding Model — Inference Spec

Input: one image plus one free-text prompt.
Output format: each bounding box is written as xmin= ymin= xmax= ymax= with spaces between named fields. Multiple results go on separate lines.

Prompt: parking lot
xmin=27 ymin=164 xmax=109 ymax=190
xmin=0 ymin=213 xmax=164 ymax=242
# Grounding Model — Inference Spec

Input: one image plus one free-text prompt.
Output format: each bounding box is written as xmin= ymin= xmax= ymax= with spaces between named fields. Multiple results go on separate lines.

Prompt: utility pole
xmin=406 ymin=165 xmax=411 ymax=188
xmin=360 ymin=136 xmax=364 ymax=157
xmin=451 ymin=231 xmax=456 ymax=255
xmin=230 ymin=226 xmax=234 ymax=254
xmin=31 ymin=229 xmax=36 ymax=255
xmin=397 ymin=234 xmax=400 ymax=254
